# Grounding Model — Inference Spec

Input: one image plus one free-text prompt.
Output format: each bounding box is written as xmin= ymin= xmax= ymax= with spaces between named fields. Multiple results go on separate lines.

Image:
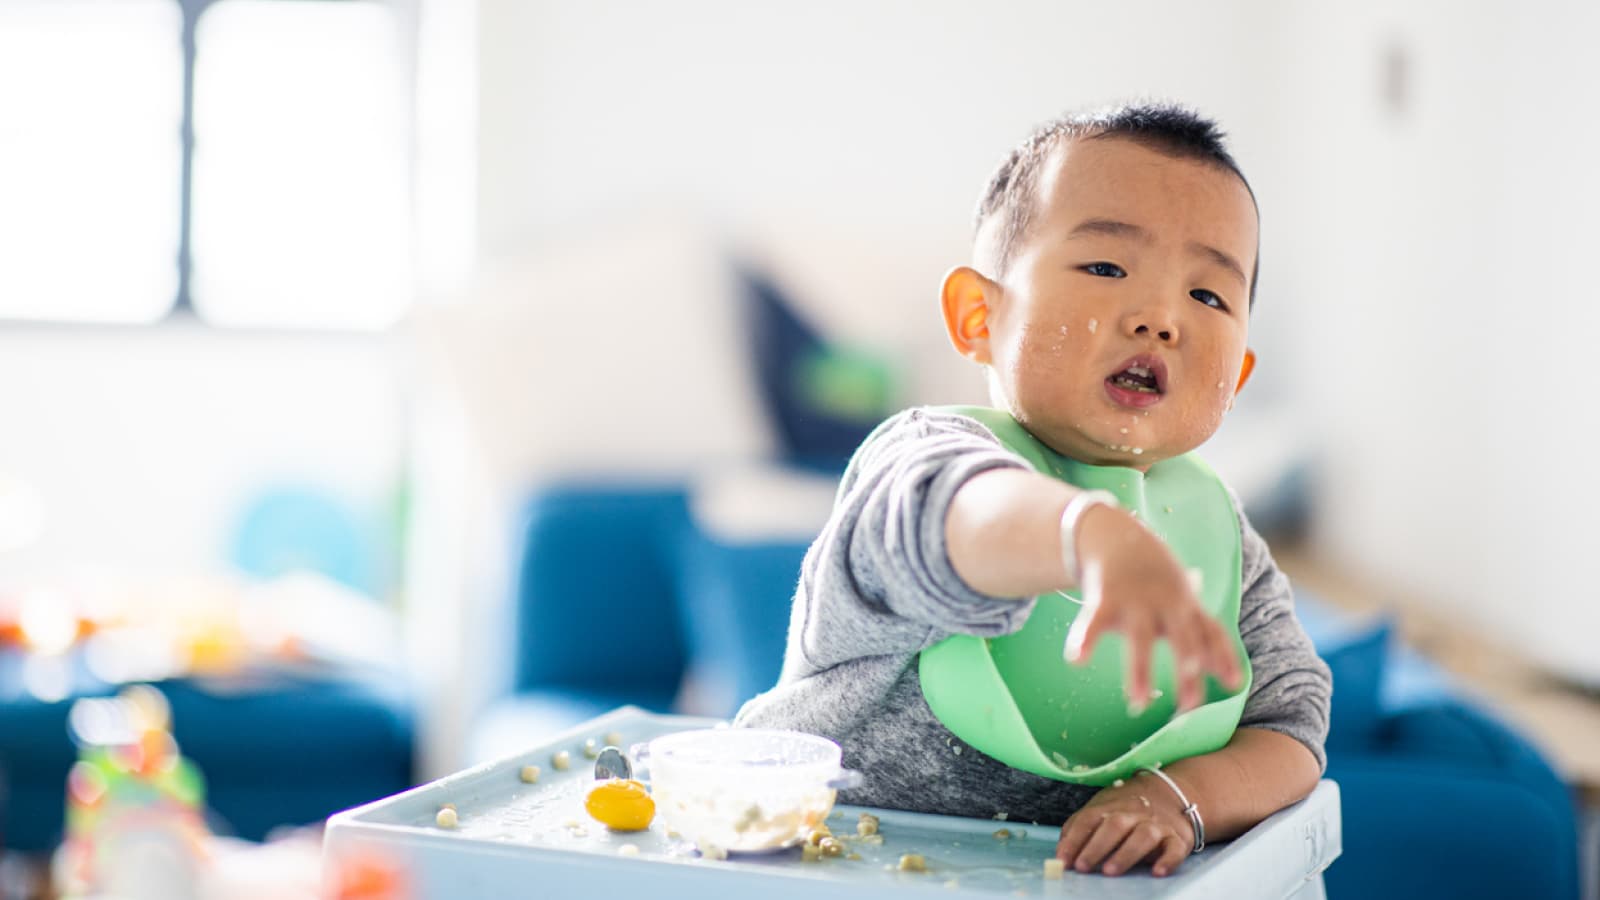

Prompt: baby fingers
xmin=1063 ymin=603 xmax=1112 ymax=664
xmin=1150 ymin=834 xmax=1190 ymax=877
xmin=1101 ymin=822 xmax=1166 ymax=876
xmin=1165 ymin=625 xmax=1207 ymax=712
xmin=1203 ymin=617 xmax=1243 ymax=690
xmin=1072 ymin=813 xmax=1138 ymax=873
xmin=1121 ymin=620 xmax=1155 ymax=712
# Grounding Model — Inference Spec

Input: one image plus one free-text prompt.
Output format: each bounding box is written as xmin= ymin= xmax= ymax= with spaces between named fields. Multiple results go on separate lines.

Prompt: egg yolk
xmin=584 ymin=778 xmax=654 ymax=832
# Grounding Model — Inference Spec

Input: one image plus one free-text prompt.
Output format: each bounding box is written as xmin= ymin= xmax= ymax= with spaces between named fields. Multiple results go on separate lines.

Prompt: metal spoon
xmin=594 ymin=745 xmax=632 ymax=781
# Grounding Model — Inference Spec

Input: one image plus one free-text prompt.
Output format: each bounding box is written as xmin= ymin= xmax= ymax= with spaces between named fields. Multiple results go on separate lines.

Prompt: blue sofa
xmin=478 ymin=478 xmax=1581 ymax=899
xmin=0 ymin=656 xmax=413 ymax=852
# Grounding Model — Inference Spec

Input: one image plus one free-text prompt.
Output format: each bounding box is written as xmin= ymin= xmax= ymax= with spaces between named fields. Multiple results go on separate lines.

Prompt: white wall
xmin=1268 ymin=0 xmax=1600 ymax=683
xmin=1491 ymin=2 xmax=1600 ymax=683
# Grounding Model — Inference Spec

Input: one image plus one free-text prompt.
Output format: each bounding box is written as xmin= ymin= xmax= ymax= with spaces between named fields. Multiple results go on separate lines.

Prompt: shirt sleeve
xmin=784 ymin=407 xmax=1033 ymax=676
xmin=1233 ymin=504 xmax=1334 ymax=773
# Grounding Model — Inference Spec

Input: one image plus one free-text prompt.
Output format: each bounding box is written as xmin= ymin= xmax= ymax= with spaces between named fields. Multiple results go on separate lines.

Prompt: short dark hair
xmin=974 ymin=102 xmax=1259 ymax=305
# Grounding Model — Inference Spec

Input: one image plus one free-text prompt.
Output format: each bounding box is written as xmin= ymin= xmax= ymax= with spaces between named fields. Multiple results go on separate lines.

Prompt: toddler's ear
xmin=1235 ymin=349 xmax=1257 ymax=393
xmin=941 ymin=266 xmax=995 ymax=364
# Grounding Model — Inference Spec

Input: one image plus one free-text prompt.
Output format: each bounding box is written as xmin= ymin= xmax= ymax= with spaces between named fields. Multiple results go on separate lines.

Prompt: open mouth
xmin=1104 ymin=356 xmax=1167 ymax=407
xmin=1108 ymin=366 xmax=1161 ymax=394
xmin=1107 ymin=356 xmax=1166 ymax=393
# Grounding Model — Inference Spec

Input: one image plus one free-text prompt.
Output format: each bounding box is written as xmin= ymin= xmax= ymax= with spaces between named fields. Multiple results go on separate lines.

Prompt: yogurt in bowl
xmin=638 ymin=728 xmax=862 ymax=855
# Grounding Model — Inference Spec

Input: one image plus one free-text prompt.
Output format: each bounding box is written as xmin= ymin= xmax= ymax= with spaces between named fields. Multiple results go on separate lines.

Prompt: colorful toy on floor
xmin=52 ymin=685 xmax=211 ymax=900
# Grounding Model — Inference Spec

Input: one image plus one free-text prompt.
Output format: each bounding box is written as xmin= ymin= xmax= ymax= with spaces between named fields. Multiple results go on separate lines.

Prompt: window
xmin=0 ymin=0 xmax=413 ymax=329
xmin=192 ymin=1 xmax=411 ymax=329
xmin=0 ymin=0 xmax=183 ymax=324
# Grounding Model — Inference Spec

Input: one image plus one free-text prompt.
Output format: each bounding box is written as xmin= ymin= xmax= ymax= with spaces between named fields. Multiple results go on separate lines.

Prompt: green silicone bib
xmin=918 ymin=406 xmax=1252 ymax=785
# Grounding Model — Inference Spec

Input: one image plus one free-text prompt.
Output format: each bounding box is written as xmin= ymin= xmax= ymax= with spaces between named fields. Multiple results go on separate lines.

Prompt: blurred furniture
xmin=1297 ymin=604 xmax=1580 ymax=899
xmin=469 ymin=482 xmax=807 ymax=762
xmin=0 ymin=656 xmax=413 ymax=853
xmin=479 ymin=478 xmax=1581 ymax=899
xmin=467 ymin=485 xmax=693 ymax=762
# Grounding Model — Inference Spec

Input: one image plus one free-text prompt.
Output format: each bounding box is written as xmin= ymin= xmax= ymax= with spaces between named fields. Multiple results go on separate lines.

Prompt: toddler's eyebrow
xmin=1067 ymin=217 xmax=1248 ymax=289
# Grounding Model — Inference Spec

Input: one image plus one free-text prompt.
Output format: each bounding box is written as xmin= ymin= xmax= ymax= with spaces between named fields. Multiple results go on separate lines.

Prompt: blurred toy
xmin=323 ymin=847 xmax=409 ymax=900
xmin=52 ymin=684 xmax=211 ymax=900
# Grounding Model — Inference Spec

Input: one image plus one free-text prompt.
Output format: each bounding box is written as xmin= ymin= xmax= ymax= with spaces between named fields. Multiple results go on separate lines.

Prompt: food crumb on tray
xmin=856 ymin=813 xmax=879 ymax=837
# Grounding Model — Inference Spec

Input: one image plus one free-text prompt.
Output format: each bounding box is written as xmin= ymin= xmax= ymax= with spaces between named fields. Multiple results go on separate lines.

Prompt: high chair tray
xmin=323 ymin=706 xmax=1340 ymax=899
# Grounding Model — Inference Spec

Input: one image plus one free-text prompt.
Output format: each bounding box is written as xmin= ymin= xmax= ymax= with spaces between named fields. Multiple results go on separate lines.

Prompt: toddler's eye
xmin=1191 ymin=289 xmax=1229 ymax=312
xmin=1083 ymin=262 xmax=1125 ymax=278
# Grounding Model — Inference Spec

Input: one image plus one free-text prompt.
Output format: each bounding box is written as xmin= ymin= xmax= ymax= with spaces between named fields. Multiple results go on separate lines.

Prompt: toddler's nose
xmin=1122 ymin=309 xmax=1179 ymax=344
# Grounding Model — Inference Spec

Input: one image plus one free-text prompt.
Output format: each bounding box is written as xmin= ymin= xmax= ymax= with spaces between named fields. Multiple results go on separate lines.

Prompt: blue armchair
xmin=1301 ymin=600 xmax=1580 ymax=899
xmin=469 ymin=484 xmax=699 ymax=762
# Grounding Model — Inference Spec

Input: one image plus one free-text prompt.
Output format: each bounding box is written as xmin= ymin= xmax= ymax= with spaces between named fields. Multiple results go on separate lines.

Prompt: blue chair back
xmin=512 ymin=485 xmax=691 ymax=697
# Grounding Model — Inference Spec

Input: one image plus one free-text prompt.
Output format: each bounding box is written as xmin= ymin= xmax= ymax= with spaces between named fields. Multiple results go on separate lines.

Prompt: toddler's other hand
xmin=1062 ymin=506 xmax=1241 ymax=712
xmin=1056 ymin=775 xmax=1194 ymax=877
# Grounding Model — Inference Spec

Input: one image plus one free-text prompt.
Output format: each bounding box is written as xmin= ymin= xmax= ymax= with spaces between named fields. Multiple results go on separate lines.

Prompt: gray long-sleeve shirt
xmin=733 ymin=408 xmax=1332 ymax=825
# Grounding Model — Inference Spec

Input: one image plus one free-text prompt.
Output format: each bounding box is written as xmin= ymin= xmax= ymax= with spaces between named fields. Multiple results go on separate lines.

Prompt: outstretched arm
xmin=946 ymin=467 xmax=1242 ymax=709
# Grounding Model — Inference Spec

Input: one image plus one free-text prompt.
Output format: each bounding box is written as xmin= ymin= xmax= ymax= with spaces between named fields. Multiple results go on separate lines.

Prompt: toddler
xmin=734 ymin=102 xmax=1332 ymax=878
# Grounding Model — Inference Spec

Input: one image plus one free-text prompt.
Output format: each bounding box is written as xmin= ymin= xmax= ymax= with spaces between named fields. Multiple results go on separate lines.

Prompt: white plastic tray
xmin=323 ymin=707 xmax=1340 ymax=899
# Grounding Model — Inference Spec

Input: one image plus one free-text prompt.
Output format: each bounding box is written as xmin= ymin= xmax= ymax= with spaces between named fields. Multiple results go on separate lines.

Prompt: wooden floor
xmin=1276 ymin=547 xmax=1600 ymax=808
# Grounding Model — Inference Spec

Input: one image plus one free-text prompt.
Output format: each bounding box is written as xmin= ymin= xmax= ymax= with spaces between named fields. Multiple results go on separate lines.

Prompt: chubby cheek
xmin=1006 ymin=320 xmax=1077 ymax=392
xmin=1175 ymin=358 xmax=1240 ymax=442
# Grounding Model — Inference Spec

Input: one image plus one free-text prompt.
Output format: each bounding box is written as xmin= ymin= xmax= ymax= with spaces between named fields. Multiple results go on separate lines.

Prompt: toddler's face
xmin=979 ymin=137 xmax=1257 ymax=468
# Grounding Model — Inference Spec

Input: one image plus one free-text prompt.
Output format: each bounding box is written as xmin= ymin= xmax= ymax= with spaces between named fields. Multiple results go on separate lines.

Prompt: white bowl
xmin=639 ymin=728 xmax=861 ymax=854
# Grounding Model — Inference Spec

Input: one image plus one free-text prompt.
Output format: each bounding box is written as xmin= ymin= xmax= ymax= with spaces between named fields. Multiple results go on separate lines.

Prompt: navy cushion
xmin=512 ymin=485 xmax=691 ymax=696
xmin=740 ymin=267 xmax=895 ymax=470
xmin=1320 ymin=620 xmax=1392 ymax=750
